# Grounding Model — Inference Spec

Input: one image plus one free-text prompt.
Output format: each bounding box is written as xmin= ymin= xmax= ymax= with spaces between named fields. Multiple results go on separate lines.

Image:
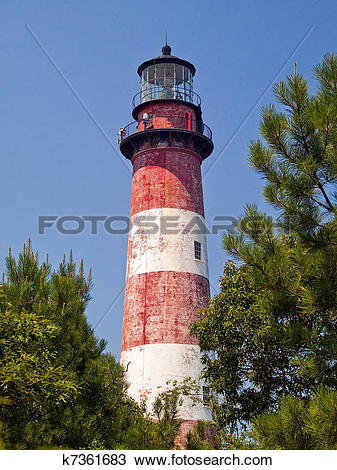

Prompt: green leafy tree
xmin=0 ymin=285 xmax=79 ymax=447
xmin=191 ymin=53 xmax=337 ymax=448
xmin=0 ymin=241 xmax=181 ymax=449
xmin=0 ymin=241 xmax=126 ymax=448
xmin=190 ymin=260 xmax=309 ymax=435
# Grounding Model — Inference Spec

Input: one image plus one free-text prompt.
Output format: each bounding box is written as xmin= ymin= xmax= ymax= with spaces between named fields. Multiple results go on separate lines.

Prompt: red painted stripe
xmin=130 ymin=148 xmax=204 ymax=217
xmin=136 ymin=102 xmax=197 ymax=122
xmin=176 ymin=420 xmax=198 ymax=449
xmin=176 ymin=421 xmax=216 ymax=449
xmin=121 ymin=271 xmax=210 ymax=351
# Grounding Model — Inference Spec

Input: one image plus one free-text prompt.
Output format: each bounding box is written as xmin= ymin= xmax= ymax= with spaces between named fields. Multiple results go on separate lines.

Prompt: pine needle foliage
xmin=191 ymin=53 xmax=337 ymax=449
xmin=0 ymin=242 xmax=181 ymax=449
xmin=224 ymin=54 xmax=337 ymax=392
xmin=251 ymin=387 xmax=337 ymax=449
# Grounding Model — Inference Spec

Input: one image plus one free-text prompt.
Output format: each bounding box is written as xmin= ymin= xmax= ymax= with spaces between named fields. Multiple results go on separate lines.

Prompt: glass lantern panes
xmin=141 ymin=63 xmax=193 ymax=104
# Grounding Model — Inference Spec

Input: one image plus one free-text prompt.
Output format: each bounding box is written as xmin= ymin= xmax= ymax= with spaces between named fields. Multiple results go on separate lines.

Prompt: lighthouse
xmin=119 ymin=44 xmax=213 ymax=442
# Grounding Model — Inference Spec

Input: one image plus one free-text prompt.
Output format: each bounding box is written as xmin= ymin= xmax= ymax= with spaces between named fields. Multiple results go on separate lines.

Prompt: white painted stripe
xmin=127 ymin=208 xmax=209 ymax=280
xmin=121 ymin=343 xmax=212 ymax=422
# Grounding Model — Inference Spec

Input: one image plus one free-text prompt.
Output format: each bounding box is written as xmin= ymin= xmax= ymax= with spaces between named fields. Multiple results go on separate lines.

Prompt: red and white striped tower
xmin=120 ymin=44 xmax=213 ymax=444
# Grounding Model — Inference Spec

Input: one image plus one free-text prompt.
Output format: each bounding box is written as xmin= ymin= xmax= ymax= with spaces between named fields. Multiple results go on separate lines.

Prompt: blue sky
xmin=0 ymin=0 xmax=335 ymax=358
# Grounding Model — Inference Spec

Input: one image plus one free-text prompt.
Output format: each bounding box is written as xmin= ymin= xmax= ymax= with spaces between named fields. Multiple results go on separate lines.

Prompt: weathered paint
xmin=122 ymin=270 xmax=209 ymax=350
xmin=127 ymin=208 xmax=209 ymax=279
xmin=176 ymin=420 xmax=205 ymax=449
xmin=122 ymin=145 xmax=210 ymax=432
xmin=136 ymin=102 xmax=197 ymax=122
xmin=130 ymin=147 xmax=204 ymax=217
xmin=121 ymin=59 xmax=212 ymax=445
xmin=121 ymin=343 xmax=212 ymax=422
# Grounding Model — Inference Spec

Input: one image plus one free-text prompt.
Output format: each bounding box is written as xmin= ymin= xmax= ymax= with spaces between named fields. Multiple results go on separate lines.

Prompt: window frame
xmin=194 ymin=240 xmax=202 ymax=261
xmin=202 ymin=385 xmax=211 ymax=406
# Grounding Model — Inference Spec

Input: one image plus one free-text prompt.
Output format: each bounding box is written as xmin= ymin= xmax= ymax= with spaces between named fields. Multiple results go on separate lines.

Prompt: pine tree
xmin=191 ymin=53 xmax=337 ymax=449
xmin=224 ymin=54 xmax=337 ymax=390
xmin=0 ymin=241 xmax=181 ymax=449
xmin=0 ymin=242 xmax=130 ymax=448
xmin=251 ymin=387 xmax=337 ymax=449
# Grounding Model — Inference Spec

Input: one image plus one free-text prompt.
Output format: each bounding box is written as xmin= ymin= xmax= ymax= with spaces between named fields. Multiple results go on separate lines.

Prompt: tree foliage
xmin=224 ymin=53 xmax=337 ymax=392
xmin=0 ymin=242 xmax=181 ymax=449
xmin=191 ymin=53 xmax=337 ymax=449
xmin=190 ymin=260 xmax=309 ymax=433
xmin=0 ymin=285 xmax=79 ymax=446
xmin=251 ymin=387 xmax=337 ymax=449
xmin=185 ymin=421 xmax=221 ymax=450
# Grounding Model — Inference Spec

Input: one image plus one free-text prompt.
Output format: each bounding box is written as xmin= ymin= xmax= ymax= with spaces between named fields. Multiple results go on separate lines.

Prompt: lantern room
xmin=133 ymin=44 xmax=200 ymax=106
xmin=120 ymin=44 xmax=213 ymax=161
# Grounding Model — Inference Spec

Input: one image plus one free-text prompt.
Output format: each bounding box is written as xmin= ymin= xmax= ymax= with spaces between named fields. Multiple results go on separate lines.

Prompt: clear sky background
xmin=0 ymin=0 xmax=336 ymax=358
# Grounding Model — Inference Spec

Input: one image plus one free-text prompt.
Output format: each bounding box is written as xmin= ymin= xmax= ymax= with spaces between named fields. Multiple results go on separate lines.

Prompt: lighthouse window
xmin=194 ymin=241 xmax=202 ymax=261
xmin=202 ymin=386 xmax=210 ymax=406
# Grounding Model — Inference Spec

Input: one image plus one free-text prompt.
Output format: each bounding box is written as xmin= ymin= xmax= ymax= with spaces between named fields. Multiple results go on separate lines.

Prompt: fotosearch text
xmin=38 ymin=214 xmax=293 ymax=236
